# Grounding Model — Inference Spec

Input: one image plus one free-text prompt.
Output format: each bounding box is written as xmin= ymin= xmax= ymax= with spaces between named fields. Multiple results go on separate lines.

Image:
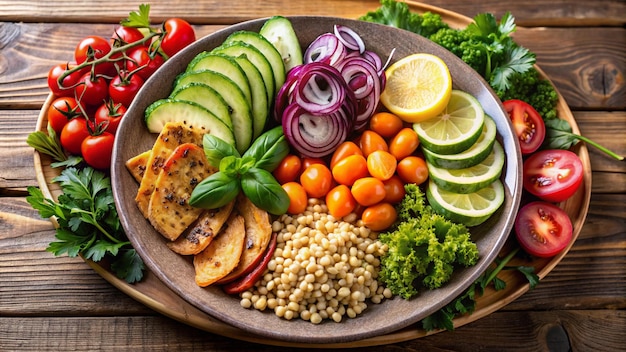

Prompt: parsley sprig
xmin=27 ymin=167 xmax=144 ymax=283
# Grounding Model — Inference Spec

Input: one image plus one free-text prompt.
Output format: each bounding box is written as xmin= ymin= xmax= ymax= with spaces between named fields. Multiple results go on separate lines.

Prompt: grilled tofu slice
xmin=125 ymin=150 xmax=151 ymax=183
xmin=148 ymin=143 xmax=216 ymax=241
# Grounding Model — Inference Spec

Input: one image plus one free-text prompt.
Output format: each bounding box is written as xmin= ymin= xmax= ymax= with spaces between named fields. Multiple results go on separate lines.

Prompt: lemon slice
xmin=427 ymin=141 xmax=505 ymax=194
xmin=422 ymin=115 xmax=497 ymax=169
xmin=413 ymin=89 xmax=485 ymax=155
xmin=426 ymin=178 xmax=505 ymax=227
xmin=380 ymin=53 xmax=452 ymax=123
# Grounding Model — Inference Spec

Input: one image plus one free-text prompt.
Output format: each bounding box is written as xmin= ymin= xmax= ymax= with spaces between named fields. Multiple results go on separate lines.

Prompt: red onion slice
xmin=333 ymin=25 xmax=366 ymax=54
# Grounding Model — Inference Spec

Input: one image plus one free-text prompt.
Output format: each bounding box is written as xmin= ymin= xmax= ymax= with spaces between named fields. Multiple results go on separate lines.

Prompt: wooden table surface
xmin=1 ymin=0 xmax=625 ymax=351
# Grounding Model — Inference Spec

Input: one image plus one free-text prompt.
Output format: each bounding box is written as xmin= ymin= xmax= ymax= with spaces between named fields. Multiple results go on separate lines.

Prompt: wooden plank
xmin=0 ymin=0 xmax=624 ymax=27
xmin=1 ymin=23 xmax=624 ymax=110
xmin=0 ymin=310 xmax=624 ymax=351
xmin=573 ymin=111 xmax=626 ymax=173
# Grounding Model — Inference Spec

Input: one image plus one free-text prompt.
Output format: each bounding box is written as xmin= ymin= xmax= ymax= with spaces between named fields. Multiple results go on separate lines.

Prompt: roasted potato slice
xmin=148 ymin=143 xmax=216 ymax=241
xmin=167 ymin=199 xmax=235 ymax=255
xmin=194 ymin=212 xmax=246 ymax=287
xmin=136 ymin=121 xmax=205 ymax=217
xmin=125 ymin=150 xmax=150 ymax=183
xmin=216 ymin=194 xmax=272 ymax=284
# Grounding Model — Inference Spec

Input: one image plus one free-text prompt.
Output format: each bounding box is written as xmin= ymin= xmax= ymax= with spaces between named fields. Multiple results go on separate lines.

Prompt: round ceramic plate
xmin=110 ymin=16 xmax=522 ymax=344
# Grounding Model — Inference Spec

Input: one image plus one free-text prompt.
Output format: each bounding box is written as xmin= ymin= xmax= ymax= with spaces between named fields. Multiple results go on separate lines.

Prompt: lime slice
xmin=427 ymin=141 xmax=504 ymax=194
xmin=426 ymin=178 xmax=505 ymax=227
xmin=413 ymin=90 xmax=485 ymax=155
xmin=422 ymin=115 xmax=497 ymax=169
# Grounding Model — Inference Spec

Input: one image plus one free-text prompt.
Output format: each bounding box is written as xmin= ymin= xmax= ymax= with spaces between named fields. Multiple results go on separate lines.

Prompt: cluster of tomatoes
xmin=46 ymin=19 xmax=195 ymax=170
xmin=273 ymin=112 xmax=428 ymax=231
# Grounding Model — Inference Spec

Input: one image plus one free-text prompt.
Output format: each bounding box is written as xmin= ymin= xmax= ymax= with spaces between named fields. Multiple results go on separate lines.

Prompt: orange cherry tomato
xmin=397 ymin=156 xmax=429 ymax=185
xmin=325 ymin=184 xmax=357 ymax=218
xmin=389 ymin=127 xmax=420 ymax=160
xmin=351 ymin=177 xmax=386 ymax=206
xmin=300 ymin=163 xmax=333 ymax=198
xmin=282 ymin=182 xmax=308 ymax=214
xmin=369 ymin=112 xmax=404 ymax=138
xmin=367 ymin=150 xmax=397 ymax=181
xmin=361 ymin=202 xmax=397 ymax=231
xmin=359 ymin=130 xmax=388 ymax=157
xmin=300 ymin=157 xmax=326 ymax=174
xmin=273 ymin=154 xmax=302 ymax=185
xmin=383 ymin=175 xmax=406 ymax=204
xmin=330 ymin=141 xmax=363 ymax=169
xmin=331 ymin=154 xmax=369 ymax=186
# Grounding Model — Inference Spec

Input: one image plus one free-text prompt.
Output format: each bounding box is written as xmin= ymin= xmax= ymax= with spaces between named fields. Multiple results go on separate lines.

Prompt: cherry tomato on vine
xmin=503 ymin=99 xmax=546 ymax=155
xmin=95 ymin=100 xmax=127 ymax=135
xmin=299 ymin=163 xmax=333 ymax=198
xmin=522 ymin=149 xmax=583 ymax=202
xmin=396 ymin=156 xmax=429 ymax=185
xmin=108 ymin=70 xmax=144 ymax=107
xmin=361 ymin=202 xmax=397 ymax=231
xmin=75 ymin=72 xmax=109 ymax=106
xmin=369 ymin=112 xmax=404 ymax=138
xmin=515 ymin=201 xmax=573 ymax=257
xmin=351 ymin=177 xmax=386 ymax=206
xmin=160 ymin=18 xmax=196 ymax=58
xmin=331 ymin=154 xmax=368 ymax=186
xmin=74 ymin=35 xmax=114 ymax=75
xmin=330 ymin=141 xmax=363 ymax=169
xmin=325 ymin=184 xmax=357 ymax=218
xmin=282 ymin=181 xmax=308 ymax=215
xmin=81 ymin=132 xmax=115 ymax=170
xmin=389 ymin=127 xmax=419 ymax=160
xmin=60 ymin=118 xmax=90 ymax=155
xmin=273 ymin=154 xmax=302 ymax=185
xmin=47 ymin=63 xmax=87 ymax=97
xmin=125 ymin=46 xmax=166 ymax=81
xmin=111 ymin=25 xmax=147 ymax=48
xmin=359 ymin=130 xmax=388 ymax=157
xmin=47 ymin=96 xmax=83 ymax=135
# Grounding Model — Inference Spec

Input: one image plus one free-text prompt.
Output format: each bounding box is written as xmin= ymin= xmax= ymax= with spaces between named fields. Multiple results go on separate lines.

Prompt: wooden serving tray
xmin=33 ymin=1 xmax=592 ymax=347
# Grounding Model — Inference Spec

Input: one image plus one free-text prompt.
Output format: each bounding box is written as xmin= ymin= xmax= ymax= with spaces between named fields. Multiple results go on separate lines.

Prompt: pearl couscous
xmin=239 ymin=198 xmax=391 ymax=323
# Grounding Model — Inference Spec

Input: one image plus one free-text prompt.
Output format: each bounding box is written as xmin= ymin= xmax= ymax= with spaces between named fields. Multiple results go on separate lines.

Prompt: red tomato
xmin=81 ymin=132 xmax=115 ymax=170
xmin=160 ymin=18 xmax=196 ymax=58
xmin=388 ymin=127 xmax=420 ymax=160
xmin=330 ymin=141 xmax=363 ymax=169
xmin=47 ymin=62 xmax=86 ymax=97
xmin=74 ymin=35 xmax=114 ymax=75
xmin=60 ymin=118 xmax=90 ymax=155
xmin=351 ymin=177 xmax=386 ymax=206
xmin=396 ymin=156 xmax=429 ymax=185
xmin=95 ymin=100 xmax=127 ymax=135
xmin=382 ymin=175 xmax=406 ymax=204
xmin=300 ymin=157 xmax=325 ymax=174
xmin=331 ymin=154 xmax=369 ymax=186
xmin=108 ymin=70 xmax=144 ymax=108
xmin=361 ymin=202 xmax=397 ymax=231
xmin=503 ymin=99 xmax=546 ymax=155
xmin=125 ymin=46 xmax=166 ymax=81
xmin=299 ymin=163 xmax=333 ymax=198
xmin=111 ymin=26 xmax=147 ymax=47
xmin=325 ymin=184 xmax=357 ymax=218
xmin=273 ymin=154 xmax=302 ymax=184
xmin=282 ymin=182 xmax=308 ymax=214
xmin=369 ymin=112 xmax=404 ymax=138
xmin=515 ymin=201 xmax=573 ymax=257
xmin=75 ymin=72 xmax=109 ymax=106
xmin=523 ymin=149 xmax=583 ymax=202
xmin=47 ymin=96 xmax=83 ymax=135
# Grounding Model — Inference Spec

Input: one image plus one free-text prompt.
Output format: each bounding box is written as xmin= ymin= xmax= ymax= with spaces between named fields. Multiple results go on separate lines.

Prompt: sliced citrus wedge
xmin=380 ymin=53 xmax=452 ymax=123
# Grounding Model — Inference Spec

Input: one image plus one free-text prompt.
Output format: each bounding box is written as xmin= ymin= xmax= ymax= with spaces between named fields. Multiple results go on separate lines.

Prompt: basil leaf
xmin=543 ymin=118 xmax=578 ymax=150
xmin=240 ymin=167 xmax=290 ymax=215
xmin=203 ymin=134 xmax=240 ymax=167
xmin=189 ymin=171 xmax=240 ymax=209
xmin=243 ymin=126 xmax=290 ymax=172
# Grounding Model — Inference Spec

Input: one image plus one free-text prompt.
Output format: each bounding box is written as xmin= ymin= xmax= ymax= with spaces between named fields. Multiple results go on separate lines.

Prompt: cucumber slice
xmin=224 ymin=31 xmax=286 ymax=95
xmin=145 ymin=99 xmax=235 ymax=147
xmin=231 ymin=55 xmax=269 ymax=139
xmin=174 ymin=70 xmax=253 ymax=153
xmin=259 ymin=16 xmax=303 ymax=72
xmin=213 ymin=42 xmax=274 ymax=103
xmin=186 ymin=52 xmax=252 ymax=108
xmin=170 ymin=83 xmax=233 ymax=130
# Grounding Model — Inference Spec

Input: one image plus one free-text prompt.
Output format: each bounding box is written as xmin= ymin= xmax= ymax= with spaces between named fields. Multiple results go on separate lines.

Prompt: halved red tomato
xmin=503 ymin=99 xmax=546 ymax=155
xmin=523 ymin=149 xmax=583 ymax=202
xmin=515 ymin=201 xmax=573 ymax=257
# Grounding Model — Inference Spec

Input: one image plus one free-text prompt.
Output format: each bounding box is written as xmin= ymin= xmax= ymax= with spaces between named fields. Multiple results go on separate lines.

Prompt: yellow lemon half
xmin=380 ymin=53 xmax=452 ymax=123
